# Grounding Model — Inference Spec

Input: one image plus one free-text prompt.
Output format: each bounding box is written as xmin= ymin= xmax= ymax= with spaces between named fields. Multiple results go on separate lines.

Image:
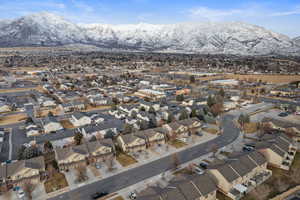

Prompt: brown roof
xmin=137 ymin=187 xmax=162 ymax=200
xmin=55 ymin=144 xmax=88 ymax=161
xmin=215 ymin=164 xmax=240 ymax=182
xmin=160 ymin=187 xmax=186 ymax=200
xmin=191 ymin=174 xmax=217 ymax=196
xmin=178 ymin=118 xmax=201 ymax=127
xmin=120 ymin=134 xmax=145 ymax=144
xmin=0 ymin=156 xmax=45 ymax=179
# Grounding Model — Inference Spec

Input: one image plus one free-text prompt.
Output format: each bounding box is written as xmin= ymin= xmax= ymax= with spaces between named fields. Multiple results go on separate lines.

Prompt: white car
xmin=194 ymin=167 xmax=204 ymax=175
xmin=17 ymin=189 xmax=25 ymax=199
xmin=129 ymin=192 xmax=137 ymax=199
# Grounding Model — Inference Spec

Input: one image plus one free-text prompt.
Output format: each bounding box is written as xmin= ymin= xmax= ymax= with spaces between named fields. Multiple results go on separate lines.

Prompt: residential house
xmin=134 ymin=129 xmax=166 ymax=147
xmin=178 ymin=118 xmax=202 ymax=133
xmin=60 ymin=102 xmax=74 ymax=113
xmin=256 ymin=133 xmax=297 ymax=170
xmin=0 ymin=103 xmax=11 ymax=113
xmin=69 ymin=112 xmax=92 ymax=127
xmin=261 ymin=117 xmax=300 ymax=144
xmin=42 ymin=116 xmax=63 ymax=133
xmin=0 ymin=156 xmax=45 ymax=185
xmin=116 ymin=134 xmax=147 ymax=152
xmin=72 ymin=101 xmax=86 ymax=111
xmin=41 ymin=97 xmax=56 ymax=107
xmin=139 ymin=100 xmax=160 ymax=112
xmin=89 ymin=97 xmax=112 ymax=106
xmin=137 ymin=174 xmax=217 ymax=200
xmin=26 ymin=125 xmax=40 ymax=137
xmin=163 ymin=121 xmax=189 ymax=141
xmin=86 ymin=139 xmax=115 ymax=162
xmin=208 ymin=151 xmax=272 ymax=200
xmin=55 ymin=144 xmax=89 ymax=170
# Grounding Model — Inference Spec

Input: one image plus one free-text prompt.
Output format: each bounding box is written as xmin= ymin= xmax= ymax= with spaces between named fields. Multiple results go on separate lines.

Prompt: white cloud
xmin=188 ymin=7 xmax=243 ymax=20
xmin=187 ymin=5 xmax=300 ymax=20
xmin=70 ymin=0 xmax=94 ymax=13
xmin=270 ymin=7 xmax=300 ymax=16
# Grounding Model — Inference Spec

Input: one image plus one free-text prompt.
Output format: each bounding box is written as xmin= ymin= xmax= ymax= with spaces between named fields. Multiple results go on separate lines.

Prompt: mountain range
xmin=0 ymin=12 xmax=299 ymax=55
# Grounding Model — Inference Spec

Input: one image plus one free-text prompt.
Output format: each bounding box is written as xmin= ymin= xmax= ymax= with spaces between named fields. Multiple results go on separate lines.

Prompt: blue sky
xmin=0 ymin=0 xmax=300 ymax=37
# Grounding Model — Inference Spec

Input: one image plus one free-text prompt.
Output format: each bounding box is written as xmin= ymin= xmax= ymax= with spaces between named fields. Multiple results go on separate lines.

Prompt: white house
xmin=0 ymin=103 xmax=11 ymax=113
xmin=69 ymin=112 xmax=92 ymax=127
xmin=42 ymin=117 xmax=63 ymax=133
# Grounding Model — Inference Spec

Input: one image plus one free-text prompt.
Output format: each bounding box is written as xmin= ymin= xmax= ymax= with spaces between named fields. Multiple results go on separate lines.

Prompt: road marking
xmin=8 ymin=128 xmax=12 ymax=160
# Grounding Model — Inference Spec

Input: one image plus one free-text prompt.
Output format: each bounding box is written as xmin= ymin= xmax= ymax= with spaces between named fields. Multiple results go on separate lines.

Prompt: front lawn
xmin=116 ymin=153 xmax=137 ymax=167
xmin=60 ymin=119 xmax=75 ymax=129
xmin=202 ymin=127 xmax=219 ymax=134
xmin=112 ymin=196 xmax=125 ymax=200
xmin=44 ymin=172 xmax=69 ymax=193
xmin=243 ymin=122 xmax=258 ymax=134
xmin=168 ymin=140 xmax=187 ymax=149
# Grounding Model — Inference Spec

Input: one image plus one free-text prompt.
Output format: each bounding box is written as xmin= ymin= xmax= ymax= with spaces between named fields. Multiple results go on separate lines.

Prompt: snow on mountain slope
xmin=0 ymin=12 xmax=86 ymax=46
xmin=293 ymin=36 xmax=300 ymax=47
xmin=0 ymin=12 xmax=298 ymax=55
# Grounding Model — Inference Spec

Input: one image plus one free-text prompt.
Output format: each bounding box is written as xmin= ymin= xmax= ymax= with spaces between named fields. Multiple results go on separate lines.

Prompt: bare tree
xmin=106 ymin=158 xmax=115 ymax=172
xmin=172 ymin=153 xmax=180 ymax=169
xmin=75 ymin=165 xmax=88 ymax=183
xmin=210 ymin=144 xmax=219 ymax=158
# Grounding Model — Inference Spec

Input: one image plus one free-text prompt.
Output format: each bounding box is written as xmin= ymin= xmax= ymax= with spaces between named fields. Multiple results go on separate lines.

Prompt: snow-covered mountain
xmin=0 ymin=12 xmax=299 ymax=55
xmin=293 ymin=36 xmax=300 ymax=47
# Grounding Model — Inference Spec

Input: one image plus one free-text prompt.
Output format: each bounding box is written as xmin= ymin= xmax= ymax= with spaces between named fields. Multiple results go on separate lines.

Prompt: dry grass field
xmin=225 ymin=74 xmax=300 ymax=84
xmin=0 ymin=113 xmax=27 ymax=125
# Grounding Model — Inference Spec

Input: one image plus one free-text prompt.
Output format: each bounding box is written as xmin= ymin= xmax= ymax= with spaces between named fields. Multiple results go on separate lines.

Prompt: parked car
xmin=95 ymin=163 xmax=101 ymax=169
xmin=278 ymin=112 xmax=288 ymax=117
xmin=193 ymin=166 xmax=204 ymax=175
xmin=129 ymin=192 xmax=137 ymax=199
xmin=199 ymin=162 xmax=208 ymax=169
xmin=243 ymin=146 xmax=254 ymax=152
xmin=91 ymin=192 xmax=108 ymax=199
xmin=17 ymin=189 xmax=25 ymax=199
xmin=244 ymin=144 xmax=256 ymax=148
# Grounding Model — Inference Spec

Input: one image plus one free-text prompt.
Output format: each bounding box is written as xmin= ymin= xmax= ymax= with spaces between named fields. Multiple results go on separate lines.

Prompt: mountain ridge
xmin=0 ymin=12 xmax=299 ymax=55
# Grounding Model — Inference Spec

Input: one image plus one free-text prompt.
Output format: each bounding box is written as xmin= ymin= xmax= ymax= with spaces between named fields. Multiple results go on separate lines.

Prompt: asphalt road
xmin=50 ymin=114 xmax=240 ymax=200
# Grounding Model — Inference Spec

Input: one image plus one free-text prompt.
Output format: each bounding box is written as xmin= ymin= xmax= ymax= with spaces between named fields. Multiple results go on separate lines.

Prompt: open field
xmin=225 ymin=74 xmax=300 ymax=84
xmin=0 ymin=113 xmax=27 ymax=125
xmin=0 ymin=85 xmax=44 ymax=93
xmin=84 ymin=104 xmax=111 ymax=112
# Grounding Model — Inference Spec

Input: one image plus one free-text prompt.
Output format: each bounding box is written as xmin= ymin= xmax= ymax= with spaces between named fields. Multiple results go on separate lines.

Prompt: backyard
xmin=243 ymin=152 xmax=300 ymax=200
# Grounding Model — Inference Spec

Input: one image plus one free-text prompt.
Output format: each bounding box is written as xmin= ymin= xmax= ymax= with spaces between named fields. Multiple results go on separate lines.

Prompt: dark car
xmin=278 ymin=112 xmax=288 ymax=117
xmin=199 ymin=162 xmax=208 ymax=169
xmin=91 ymin=192 xmax=108 ymax=199
xmin=243 ymin=146 xmax=254 ymax=152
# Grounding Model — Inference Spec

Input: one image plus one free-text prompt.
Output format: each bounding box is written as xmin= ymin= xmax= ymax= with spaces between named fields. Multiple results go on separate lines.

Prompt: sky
xmin=0 ymin=0 xmax=299 ymax=37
